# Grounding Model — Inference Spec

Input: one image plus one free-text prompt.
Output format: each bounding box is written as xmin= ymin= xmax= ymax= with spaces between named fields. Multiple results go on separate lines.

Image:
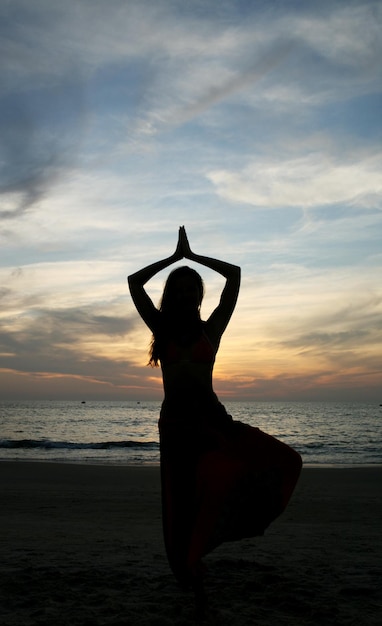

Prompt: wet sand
xmin=0 ymin=462 xmax=381 ymax=625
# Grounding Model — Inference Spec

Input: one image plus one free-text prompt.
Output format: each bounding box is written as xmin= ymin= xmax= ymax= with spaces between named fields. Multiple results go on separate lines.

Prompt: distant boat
xmin=81 ymin=401 xmax=86 ymax=404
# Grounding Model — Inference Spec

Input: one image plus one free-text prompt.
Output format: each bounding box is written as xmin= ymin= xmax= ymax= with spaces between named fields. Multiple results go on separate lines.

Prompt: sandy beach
xmin=0 ymin=463 xmax=381 ymax=625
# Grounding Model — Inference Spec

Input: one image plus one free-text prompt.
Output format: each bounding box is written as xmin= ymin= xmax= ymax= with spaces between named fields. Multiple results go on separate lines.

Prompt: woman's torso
xmin=159 ymin=323 xmax=218 ymax=403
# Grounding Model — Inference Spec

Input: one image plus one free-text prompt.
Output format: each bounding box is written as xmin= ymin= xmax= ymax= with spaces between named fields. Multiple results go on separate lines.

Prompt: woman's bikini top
xmin=160 ymin=331 xmax=216 ymax=366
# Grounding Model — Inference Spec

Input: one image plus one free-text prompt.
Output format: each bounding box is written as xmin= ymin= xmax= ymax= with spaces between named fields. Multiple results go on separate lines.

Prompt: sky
xmin=1 ymin=0 xmax=381 ymax=402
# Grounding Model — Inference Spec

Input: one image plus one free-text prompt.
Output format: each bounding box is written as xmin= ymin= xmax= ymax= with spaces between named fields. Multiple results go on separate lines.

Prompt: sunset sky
xmin=1 ymin=0 xmax=381 ymax=402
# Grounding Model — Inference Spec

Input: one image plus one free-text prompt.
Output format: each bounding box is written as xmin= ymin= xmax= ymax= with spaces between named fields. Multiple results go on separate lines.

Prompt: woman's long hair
xmin=149 ymin=266 xmax=205 ymax=366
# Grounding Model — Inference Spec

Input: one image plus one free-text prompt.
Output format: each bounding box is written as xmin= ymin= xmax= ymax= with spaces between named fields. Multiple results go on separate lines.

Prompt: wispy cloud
xmin=207 ymin=149 xmax=382 ymax=209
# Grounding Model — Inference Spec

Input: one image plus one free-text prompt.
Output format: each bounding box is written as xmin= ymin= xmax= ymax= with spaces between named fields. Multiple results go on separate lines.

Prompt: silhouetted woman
xmin=128 ymin=226 xmax=302 ymax=602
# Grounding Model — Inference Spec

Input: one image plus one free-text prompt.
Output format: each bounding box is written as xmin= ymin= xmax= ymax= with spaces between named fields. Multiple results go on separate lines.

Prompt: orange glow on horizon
xmin=1 ymin=359 xmax=381 ymax=402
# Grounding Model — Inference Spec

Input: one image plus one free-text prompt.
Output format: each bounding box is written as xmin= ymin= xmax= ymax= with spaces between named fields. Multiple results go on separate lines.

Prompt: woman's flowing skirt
xmin=158 ymin=400 xmax=302 ymax=584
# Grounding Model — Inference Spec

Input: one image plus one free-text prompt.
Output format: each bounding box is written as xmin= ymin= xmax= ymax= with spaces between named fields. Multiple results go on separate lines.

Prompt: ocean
xmin=0 ymin=400 xmax=381 ymax=467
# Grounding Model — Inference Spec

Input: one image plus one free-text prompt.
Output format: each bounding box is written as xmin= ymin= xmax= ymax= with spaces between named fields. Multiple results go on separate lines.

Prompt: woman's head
xmin=160 ymin=266 xmax=204 ymax=315
xmin=149 ymin=267 xmax=204 ymax=366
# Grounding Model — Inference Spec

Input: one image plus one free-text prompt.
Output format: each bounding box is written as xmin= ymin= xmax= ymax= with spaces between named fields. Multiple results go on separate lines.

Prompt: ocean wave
xmin=0 ymin=439 xmax=159 ymax=451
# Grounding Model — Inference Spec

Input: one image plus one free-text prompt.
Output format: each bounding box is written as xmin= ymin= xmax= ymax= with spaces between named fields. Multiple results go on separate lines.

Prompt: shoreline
xmin=1 ymin=463 xmax=381 ymax=625
xmin=1 ymin=458 xmax=382 ymax=468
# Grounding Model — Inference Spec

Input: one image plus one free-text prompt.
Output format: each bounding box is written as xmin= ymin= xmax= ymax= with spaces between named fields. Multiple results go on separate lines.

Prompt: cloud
xmin=290 ymin=3 xmax=382 ymax=71
xmin=217 ymin=367 xmax=381 ymax=402
xmin=0 ymin=303 xmax=137 ymax=380
xmin=0 ymin=102 xmax=55 ymax=219
xmin=0 ymin=72 xmax=88 ymax=219
xmin=127 ymin=1 xmax=382 ymax=133
xmin=1 ymin=0 xmax=380 ymax=219
xmin=225 ymin=260 xmax=382 ymax=387
xmin=207 ymin=149 xmax=382 ymax=209
xmin=278 ymin=290 xmax=382 ymax=355
xmin=0 ymin=286 xmax=164 ymax=399
xmin=149 ymin=39 xmax=297 ymax=129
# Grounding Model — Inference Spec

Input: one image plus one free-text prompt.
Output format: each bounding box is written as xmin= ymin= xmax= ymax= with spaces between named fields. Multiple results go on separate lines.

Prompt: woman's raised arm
xmin=180 ymin=227 xmax=241 ymax=340
xmin=128 ymin=229 xmax=183 ymax=331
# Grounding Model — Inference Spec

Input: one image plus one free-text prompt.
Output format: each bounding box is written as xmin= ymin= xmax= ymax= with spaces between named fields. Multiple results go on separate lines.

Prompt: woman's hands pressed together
xmin=174 ymin=225 xmax=193 ymax=261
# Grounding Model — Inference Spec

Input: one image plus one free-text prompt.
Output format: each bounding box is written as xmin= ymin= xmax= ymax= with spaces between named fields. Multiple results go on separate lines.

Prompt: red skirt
xmin=158 ymin=400 xmax=302 ymax=584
